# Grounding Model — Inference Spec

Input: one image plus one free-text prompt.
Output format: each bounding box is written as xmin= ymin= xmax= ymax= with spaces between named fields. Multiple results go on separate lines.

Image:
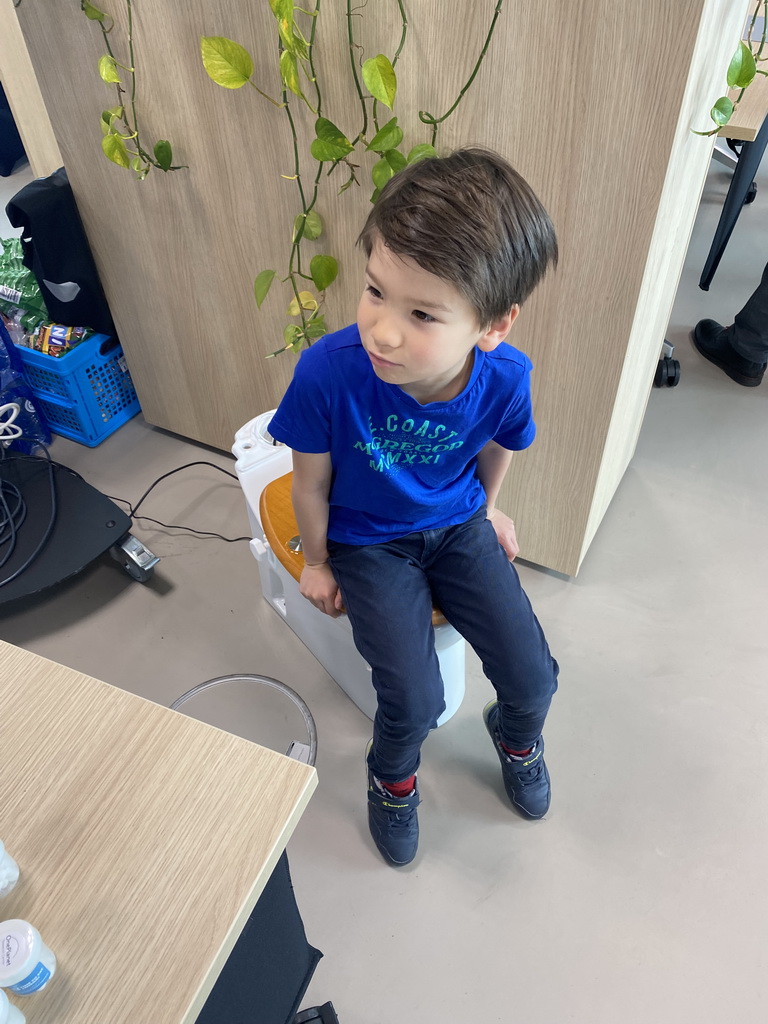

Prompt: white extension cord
xmin=0 ymin=403 xmax=22 ymax=444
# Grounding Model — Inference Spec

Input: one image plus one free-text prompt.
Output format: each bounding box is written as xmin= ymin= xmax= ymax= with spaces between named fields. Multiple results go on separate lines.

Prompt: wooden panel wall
xmin=14 ymin=0 xmax=743 ymax=574
xmin=0 ymin=0 xmax=61 ymax=176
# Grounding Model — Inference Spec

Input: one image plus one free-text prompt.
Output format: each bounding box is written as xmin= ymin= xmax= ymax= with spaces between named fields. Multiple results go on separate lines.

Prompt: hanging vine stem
xmin=755 ymin=0 xmax=767 ymax=61
xmin=371 ymin=0 xmax=408 ymax=134
xmin=283 ymin=97 xmax=311 ymax=339
xmin=125 ymin=0 xmax=144 ymax=163
xmin=346 ymin=0 xmax=369 ymax=140
xmin=746 ymin=0 xmax=767 ymax=59
xmin=419 ymin=0 xmax=504 ymax=146
xmin=85 ymin=0 xmax=182 ymax=176
xmin=281 ymin=0 xmax=328 ymax=349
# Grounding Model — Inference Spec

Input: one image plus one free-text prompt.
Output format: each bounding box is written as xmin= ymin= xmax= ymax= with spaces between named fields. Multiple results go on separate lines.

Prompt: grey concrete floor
xmin=1 ymin=151 xmax=767 ymax=1023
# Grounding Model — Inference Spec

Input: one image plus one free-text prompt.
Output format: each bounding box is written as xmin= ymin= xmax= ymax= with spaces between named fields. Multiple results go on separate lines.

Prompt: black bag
xmin=0 ymin=83 xmax=26 ymax=177
xmin=5 ymin=167 xmax=116 ymax=336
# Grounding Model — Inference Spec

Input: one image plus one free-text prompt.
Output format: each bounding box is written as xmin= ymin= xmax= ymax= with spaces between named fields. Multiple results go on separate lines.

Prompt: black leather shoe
xmin=692 ymin=319 xmax=766 ymax=387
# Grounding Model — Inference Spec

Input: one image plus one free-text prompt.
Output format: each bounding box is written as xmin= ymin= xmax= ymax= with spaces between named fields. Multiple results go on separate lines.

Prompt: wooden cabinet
xmin=10 ymin=0 xmax=749 ymax=572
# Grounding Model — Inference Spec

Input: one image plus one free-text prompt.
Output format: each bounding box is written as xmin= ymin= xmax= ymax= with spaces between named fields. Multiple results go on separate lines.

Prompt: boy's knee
xmin=378 ymin=689 xmax=445 ymax=734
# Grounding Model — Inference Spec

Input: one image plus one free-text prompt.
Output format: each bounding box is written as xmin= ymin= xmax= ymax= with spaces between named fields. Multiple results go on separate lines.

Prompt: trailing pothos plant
xmin=81 ymin=0 xmax=183 ymax=178
xmin=201 ymin=0 xmax=505 ymax=357
xmin=695 ymin=0 xmax=767 ymax=135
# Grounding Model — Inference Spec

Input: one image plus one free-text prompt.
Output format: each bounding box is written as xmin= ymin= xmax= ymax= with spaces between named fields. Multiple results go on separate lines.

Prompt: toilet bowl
xmin=233 ymin=412 xmax=466 ymax=724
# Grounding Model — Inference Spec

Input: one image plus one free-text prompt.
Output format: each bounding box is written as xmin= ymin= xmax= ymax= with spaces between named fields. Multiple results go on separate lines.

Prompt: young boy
xmin=269 ymin=148 xmax=560 ymax=866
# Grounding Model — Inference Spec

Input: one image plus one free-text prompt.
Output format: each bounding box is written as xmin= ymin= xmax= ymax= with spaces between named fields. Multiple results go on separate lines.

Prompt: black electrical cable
xmin=2 ymin=444 xmax=250 ymax=587
xmin=133 ymin=516 xmax=250 ymax=543
xmin=0 ymin=443 xmax=58 ymax=588
xmin=0 ymin=480 xmax=27 ymax=560
xmin=0 ymin=444 xmax=251 ymax=590
xmin=106 ymin=461 xmax=251 ymax=543
xmin=130 ymin=461 xmax=240 ymax=515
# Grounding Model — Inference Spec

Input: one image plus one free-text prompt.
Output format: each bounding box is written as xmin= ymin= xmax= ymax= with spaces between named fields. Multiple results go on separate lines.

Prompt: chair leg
xmin=699 ymin=114 xmax=768 ymax=291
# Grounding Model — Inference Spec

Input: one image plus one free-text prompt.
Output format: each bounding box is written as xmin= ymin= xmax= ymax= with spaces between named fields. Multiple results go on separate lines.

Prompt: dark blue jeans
xmin=328 ymin=507 xmax=559 ymax=783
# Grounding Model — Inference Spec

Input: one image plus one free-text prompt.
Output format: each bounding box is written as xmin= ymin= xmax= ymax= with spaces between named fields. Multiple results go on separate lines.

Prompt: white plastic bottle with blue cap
xmin=0 ymin=920 xmax=56 ymax=996
xmin=0 ymin=845 xmax=19 ymax=899
xmin=0 ymin=989 xmax=25 ymax=1024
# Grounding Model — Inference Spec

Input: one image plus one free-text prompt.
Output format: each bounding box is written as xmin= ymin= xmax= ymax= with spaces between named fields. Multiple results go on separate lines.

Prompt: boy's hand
xmin=487 ymin=508 xmax=519 ymax=561
xmin=299 ymin=562 xmax=344 ymax=617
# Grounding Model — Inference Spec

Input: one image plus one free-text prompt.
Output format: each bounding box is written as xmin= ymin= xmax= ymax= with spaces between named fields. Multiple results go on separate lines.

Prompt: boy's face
xmin=357 ymin=239 xmax=519 ymax=403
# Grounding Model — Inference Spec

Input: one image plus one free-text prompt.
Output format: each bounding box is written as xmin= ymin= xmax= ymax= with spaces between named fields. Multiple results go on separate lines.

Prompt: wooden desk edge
xmin=183 ymin=769 xmax=317 ymax=1023
xmin=719 ymin=76 xmax=768 ymax=141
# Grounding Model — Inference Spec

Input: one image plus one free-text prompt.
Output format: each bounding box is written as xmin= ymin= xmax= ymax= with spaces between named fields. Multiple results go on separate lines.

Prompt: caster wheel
xmin=123 ymin=560 xmax=155 ymax=583
xmin=109 ymin=533 xmax=160 ymax=583
xmin=745 ymin=181 xmax=757 ymax=205
xmin=654 ymin=356 xmax=681 ymax=388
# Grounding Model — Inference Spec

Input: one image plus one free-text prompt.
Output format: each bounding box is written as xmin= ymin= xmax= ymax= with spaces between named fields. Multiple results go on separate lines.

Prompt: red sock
xmin=382 ymin=775 xmax=416 ymax=797
xmin=501 ymin=743 xmax=532 ymax=757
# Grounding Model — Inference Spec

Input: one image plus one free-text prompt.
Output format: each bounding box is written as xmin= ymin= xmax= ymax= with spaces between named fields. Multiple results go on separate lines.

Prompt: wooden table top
xmin=721 ymin=71 xmax=768 ymax=141
xmin=0 ymin=640 xmax=316 ymax=1024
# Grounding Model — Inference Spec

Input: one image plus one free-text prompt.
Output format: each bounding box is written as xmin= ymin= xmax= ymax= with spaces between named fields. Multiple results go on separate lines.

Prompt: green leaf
xmin=407 ymin=143 xmax=438 ymax=164
xmin=370 ymin=186 xmax=382 ymax=204
xmin=101 ymin=133 xmax=130 ymax=168
xmin=310 ymin=254 xmax=338 ymax=292
xmin=291 ymin=31 xmax=310 ymax=60
xmin=293 ymin=210 xmax=323 ymax=241
xmin=727 ymin=41 xmax=757 ymax=89
xmin=371 ymin=157 xmax=395 ymax=191
xmin=710 ymin=96 xmax=734 ymax=127
xmin=362 ymin=54 xmax=397 ymax=109
xmin=287 ymin=290 xmax=319 ymax=316
xmin=304 ymin=210 xmax=323 ymax=239
xmin=254 ymin=269 xmax=277 ymax=308
xmin=200 ymin=36 xmax=253 ymax=89
xmin=153 ymin=140 xmax=173 ymax=171
xmin=130 ymin=157 xmax=143 ymax=172
xmin=305 ymin=314 xmax=327 ymax=341
xmin=385 ymin=149 xmax=407 ymax=172
xmin=310 ymin=117 xmax=354 ymax=161
xmin=283 ymin=323 xmax=303 ymax=352
xmin=101 ymin=105 xmax=124 ymax=127
xmin=366 ymin=117 xmax=403 ymax=153
xmin=98 ymin=55 xmax=121 ymax=84
xmin=280 ymin=50 xmax=302 ymax=97
xmin=269 ymin=0 xmax=295 ymax=51
xmin=81 ymin=1 xmax=106 ymax=21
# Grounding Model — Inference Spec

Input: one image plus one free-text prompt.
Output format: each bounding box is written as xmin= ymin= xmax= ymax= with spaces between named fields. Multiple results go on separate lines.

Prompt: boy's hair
xmin=358 ymin=148 xmax=558 ymax=325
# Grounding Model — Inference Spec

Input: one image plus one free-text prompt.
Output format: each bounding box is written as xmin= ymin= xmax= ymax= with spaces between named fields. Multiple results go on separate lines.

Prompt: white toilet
xmin=233 ymin=411 xmax=466 ymax=724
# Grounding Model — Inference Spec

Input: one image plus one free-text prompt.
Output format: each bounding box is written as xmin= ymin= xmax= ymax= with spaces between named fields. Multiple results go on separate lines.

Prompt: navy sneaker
xmin=366 ymin=745 xmax=420 ymax=866
xmin=483 ymin=700 xmax=550 ymax=819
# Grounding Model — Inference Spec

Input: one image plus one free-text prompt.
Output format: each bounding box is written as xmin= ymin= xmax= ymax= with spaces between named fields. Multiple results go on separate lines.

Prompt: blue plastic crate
xmin=15 ymin=333 xmax=140 ymax=447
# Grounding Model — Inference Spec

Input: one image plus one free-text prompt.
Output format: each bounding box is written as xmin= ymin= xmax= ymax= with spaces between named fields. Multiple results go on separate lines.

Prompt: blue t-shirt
xmin=268 ymin=323 xmax=536 ymax=544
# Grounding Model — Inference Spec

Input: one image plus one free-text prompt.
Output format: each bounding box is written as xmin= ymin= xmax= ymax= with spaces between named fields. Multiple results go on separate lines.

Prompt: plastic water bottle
xmin=0 ymin=921 xmax=56 ymax=996
xmin=0 ymin=846 xmax=18 ymax=899
xmin=0 ymin=989 xmax=25 ymax=1024
xmin=1 ymin=311 xmax=26 ymax=348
